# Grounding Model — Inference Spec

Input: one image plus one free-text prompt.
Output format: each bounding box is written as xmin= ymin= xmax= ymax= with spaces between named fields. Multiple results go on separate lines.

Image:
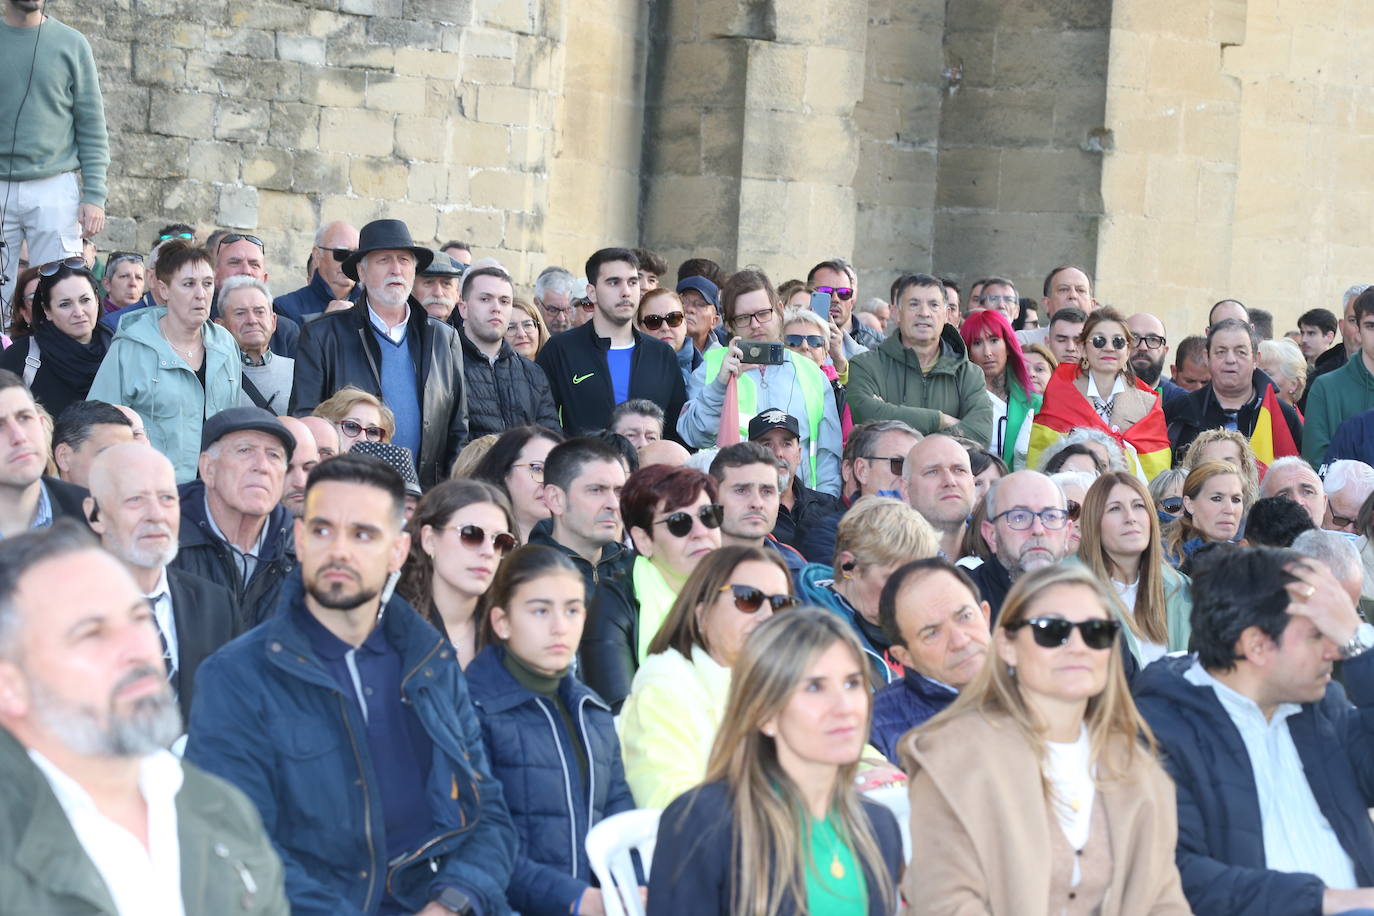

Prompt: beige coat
xmin=900 ymin=710 xmax=1192 ymax=916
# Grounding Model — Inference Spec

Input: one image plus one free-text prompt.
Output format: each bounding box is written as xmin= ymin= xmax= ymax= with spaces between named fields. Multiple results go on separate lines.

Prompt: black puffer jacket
xmin=289 ymin=297 xmax=468 ymax=487
xmin=456 ymin=330 xmax=562 ymax=438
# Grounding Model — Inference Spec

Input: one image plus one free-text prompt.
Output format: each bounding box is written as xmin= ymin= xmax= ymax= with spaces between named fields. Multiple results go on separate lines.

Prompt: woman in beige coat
xmin=899 ymin=564 xmax=1192 ymax=915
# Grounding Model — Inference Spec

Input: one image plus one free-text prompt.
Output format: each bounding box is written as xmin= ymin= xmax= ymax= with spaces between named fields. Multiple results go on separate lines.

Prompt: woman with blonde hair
xmin=1181 ymin=426 xmax=1259 ymax=506
xmin=505 ymin=296 xmax=549 ymax=360
xmin=901 ymin=564 xmax=1191 ymax=915
xmin=1162 ymin=459 xmax=1247 ymax=569
xmin=1075 ymin=472 xmax=1192 ymax=665
xmin=648 ymin=607 xmax=903 ymax=915
xmin=312 ymin=385 xmax=396 ymax=452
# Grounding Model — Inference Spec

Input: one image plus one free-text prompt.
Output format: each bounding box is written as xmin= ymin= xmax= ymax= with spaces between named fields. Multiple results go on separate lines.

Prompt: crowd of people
xmin=3 ymin=2 xmax=1374 ymax=914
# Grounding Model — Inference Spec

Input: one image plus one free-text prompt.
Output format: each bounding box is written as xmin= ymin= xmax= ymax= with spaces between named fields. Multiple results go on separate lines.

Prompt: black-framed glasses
xmin=1090 ymin=334 xmax=1127 ymax=351
xmin=655 ymin=504 xmax=723 ymax=537
xmin=1159 ymin=497 xmax=1183 ymax=514
xmin=731 ymin=307 xmax=775 ymax=329
xmin=339 ymin=419 xmax=386 ymax=441
xmin=38 ymin=257 xmax=88 ymax=277
xmin=785 ymin=333 xmax=825 ymax=349
xmin=860 ymin=455 xmax=904 ymax=476
xmin=719 ymin=584 xmax=801 ymax=614
xmin=1133 ymin=334 xmax=1166 ymax=350
xmin=989 ymin=507 xmax=1071 ymax=530
xmin=815 ymin=285 xmax=854 ymax=301
xmin=219 ymin=233 xmax=265 ymax=251
xmin=448 ymin=524 xmax=517 ymax=556
xmin=640 ymin=311 xmax=684 ymax=331
xmin=157 ymin=231 xmax=194 ymax=242
xmin=1008 ymin=617 xmax=1121 ymax=650
xmin=316 ymin=246 xmax=352 ymax=262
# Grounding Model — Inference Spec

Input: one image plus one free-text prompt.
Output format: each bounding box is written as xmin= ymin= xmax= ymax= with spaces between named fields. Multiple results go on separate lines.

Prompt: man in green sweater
xmin=0 ymin=0 xmax=108 ymax=325
xmin=1303 ymin=287 xmax=1374 ymax=469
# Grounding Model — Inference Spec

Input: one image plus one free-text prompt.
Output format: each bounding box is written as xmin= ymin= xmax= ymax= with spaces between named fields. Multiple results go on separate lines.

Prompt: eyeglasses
xmin=731 ymin=307 xmax=775 ymax=329
xmin=316 ymin=246 xmax=352 ymax=263
xmin=640 ymin=311 xmax=685 ymax=331
xmin=1008 ymin=616 xmax=1121 ymax=650
xmin=1330 ymin=510 xmax=1358 ymax=529
xmin=981 ymin=295 xmax=1018 ymax=306
xmin=815 ymin=286 xmax=854 ymax=301
xmin=1090 ymin=334 xmax=1128 ymax=351
xmin=445 ymin=524 xmax=517 ymax=556
xmin=157 ymin=231 xmax=194 ymax=242
xmin=574 ymin=298 xmax=595 ymax=312
xmin=860 ymin=455 xmax=904 ymax=476
xmin=1159 ymin=497 xmax=1183 ymax=514
xmin=510 ymin=461 xmax=544 ymax=483
xmin=507 ymin=320 xmax=537 ymax=335
xmin=719 ymin=584 xmax=801 ymax=614
xmin=38 ymin=257 xmax=88 ymax=277
xmin=219 ymin=233 xmax=264 ymax=251
xmin=784 ymin=333 xmax=825 ymax=349
xmin=988 ymin=507 xmax=1071 ymax=530
xmin=1133 ymin=334 xmax=1166 ymax=351
xmin=339 ymin=419 xmax=386 ymax=441
xmin=654 ymin=503 xmax=724 ymax=537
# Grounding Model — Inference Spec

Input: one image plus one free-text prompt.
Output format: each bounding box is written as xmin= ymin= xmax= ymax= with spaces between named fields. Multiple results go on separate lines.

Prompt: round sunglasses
xmin=444 ymin=524 xmax=517 ymax=556
xmin=339 ymin=419 xmax=386 ymax=441
xmin=1089 ymin=334 xmax=1128 ymax=351
xmin=640 ymin=311 xmax=684 ymax=331
xmin=719 ymin=584 xmax=801 ymax=614
xmin=654 ymin=504 xmax=724 ymax=538
xmin=1008 ymin=617 xmax=1121 ymax=650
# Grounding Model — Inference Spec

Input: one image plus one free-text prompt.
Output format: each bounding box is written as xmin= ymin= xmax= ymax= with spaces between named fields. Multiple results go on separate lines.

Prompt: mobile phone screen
xmin=810 ymin=290 xmax=832 ymax=325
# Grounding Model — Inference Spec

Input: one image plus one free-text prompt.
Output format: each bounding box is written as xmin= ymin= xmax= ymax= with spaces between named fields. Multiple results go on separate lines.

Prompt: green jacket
xmin=88 ymin=306 xmax=242 ymax=483
xmin=0 ymin=728 xmax=288 ymax=915
xmin=846 ymin=326 xmax=992 ymax=442
xmin=1301 ymin=350 xmax=1374 ymax=468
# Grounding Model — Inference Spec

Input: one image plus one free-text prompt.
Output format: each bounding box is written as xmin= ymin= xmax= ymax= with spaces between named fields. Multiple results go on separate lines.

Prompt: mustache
xmin=114 ymin=664 xmax=166 ymax=693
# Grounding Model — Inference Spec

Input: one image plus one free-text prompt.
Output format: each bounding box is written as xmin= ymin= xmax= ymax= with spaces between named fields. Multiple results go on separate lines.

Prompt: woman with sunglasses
xmin=89 ymin=241 xmax=241 ymax=483
xmin=0 ymin=258 xmax=114 ymax=416
xmin=1162 ymin=459 xmax=1247 ymax=570
xmin=582 ymin=464 xmax=722 ymax=712
xmin=505 ymin=297 xmax=550 ymax=360
xmin=312 ymin=385 xmax=396 ymax=451
xmin=1149 ymin=467 xmax=1186 ymax=525
xmin=960 ymin=308 xmax=1041 ymax=470
xmin=465 ymin=545 xmax=640 ymax=916
xmin=648 ymin=607 xmax=902 ymax=915
xmin=901 ymin=564 xmax=1190 ymax=915
xmin=100 ymin=251 xmax=146 ymax=315
xmin=1075 ymin=472 xmax=1192 ymax=666
xmin=637 ymin=287 xmax=700 ymax=388
xmin=469 ymin=425 xmax=566 ymax=543
xmin=620 ymin=545 xmax=797 ymax=808
xmin=398 ymin=479 xmax=519 ymax=668
xmin=784 ymin=306 xmax=855 ymax=440
xmin=798 ymin=496 xmax=941 ymax=689
xmin=1028 ymin=307 xmax=1172 ymax=480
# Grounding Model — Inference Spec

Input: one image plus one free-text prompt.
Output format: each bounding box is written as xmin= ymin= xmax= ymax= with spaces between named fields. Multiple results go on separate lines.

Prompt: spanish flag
xmin=1028 ymin=364 xmax=1172 ymax=480
xmin=1249 ymin=385 xmax=1299 ymax=474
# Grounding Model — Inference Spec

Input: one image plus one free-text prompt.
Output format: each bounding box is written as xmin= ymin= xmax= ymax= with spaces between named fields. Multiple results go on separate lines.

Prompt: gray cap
xmin=200 ymin=406 xmax=295 ymax=460
xmin=420 ymin=250 xmax=466 ymax=278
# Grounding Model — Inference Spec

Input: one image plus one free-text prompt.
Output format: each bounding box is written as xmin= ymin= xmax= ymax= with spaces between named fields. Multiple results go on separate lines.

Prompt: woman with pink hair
xmin=960 ymin=308 xmax=1040 ymax=469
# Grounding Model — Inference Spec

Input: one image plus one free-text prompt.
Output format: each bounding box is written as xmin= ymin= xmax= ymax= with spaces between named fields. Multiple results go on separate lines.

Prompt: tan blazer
xmin=899 ymin=711 xmax=1192 ymax=916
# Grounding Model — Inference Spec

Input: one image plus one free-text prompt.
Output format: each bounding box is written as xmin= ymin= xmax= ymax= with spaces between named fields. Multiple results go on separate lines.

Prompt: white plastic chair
xmin=866 ymin=784 xmax=912 ymax=863
xmin=585 ymin=808 xmax=660 ymax=916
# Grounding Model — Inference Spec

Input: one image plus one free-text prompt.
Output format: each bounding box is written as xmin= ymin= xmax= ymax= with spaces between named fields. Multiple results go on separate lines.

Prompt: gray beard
xmin=27 ymin=665 xmax=182 ymax=757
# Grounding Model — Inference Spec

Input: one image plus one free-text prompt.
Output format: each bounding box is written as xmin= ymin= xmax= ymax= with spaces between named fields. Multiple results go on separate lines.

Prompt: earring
xmin=1008 ymin=665 xmax=1017 ymax=678
xmin=764 ymin=727 xmax=776 ymax=737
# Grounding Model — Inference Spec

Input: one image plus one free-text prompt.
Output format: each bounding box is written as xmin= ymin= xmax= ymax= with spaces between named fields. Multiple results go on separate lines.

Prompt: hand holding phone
xmin=739 ymin=341 xmax=786 ymax=365
xmin=810 ymin=290 xmax=833 ymax=325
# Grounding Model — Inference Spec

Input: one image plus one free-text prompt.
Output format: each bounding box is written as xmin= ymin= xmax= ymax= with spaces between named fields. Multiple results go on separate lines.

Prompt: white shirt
xmin=1185 ymin=661 xmax=1359 ymax=889
xmin=367 ymin=302 xmax=410 ymax=343
xmin=145 ymin=568 xmax=177 ymax=668
xmin=1110 ymin=577 xmax=1167 ymax=664
xmin=1044 ymin=725 xmax=1095 ymax=887
xmin=27 ymin=749 xmax=187 ymax=916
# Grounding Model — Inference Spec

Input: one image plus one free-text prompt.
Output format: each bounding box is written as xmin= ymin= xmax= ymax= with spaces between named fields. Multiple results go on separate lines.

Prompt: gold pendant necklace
xmin=830 ymin=851 xmax=845 ymax=879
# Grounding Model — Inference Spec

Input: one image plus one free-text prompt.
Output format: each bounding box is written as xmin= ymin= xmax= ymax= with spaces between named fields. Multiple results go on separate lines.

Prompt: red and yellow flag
xmin=1027 ymin=364 xmax=1172 ymax=479
xmin=1249 ymin=385 xmax=1299 ymax=474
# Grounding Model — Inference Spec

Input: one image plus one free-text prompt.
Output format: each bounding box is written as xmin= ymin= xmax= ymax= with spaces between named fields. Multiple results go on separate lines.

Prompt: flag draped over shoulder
xmin=1248 ymin=385 xmax=1299 ymax=473
xmin=1028 ymin=363 xmax=1172 ymax=479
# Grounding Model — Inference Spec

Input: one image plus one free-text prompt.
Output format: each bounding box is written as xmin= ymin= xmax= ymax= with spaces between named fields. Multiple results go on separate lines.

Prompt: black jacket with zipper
xmin=455 ymin=328 xmax=562 ymax=438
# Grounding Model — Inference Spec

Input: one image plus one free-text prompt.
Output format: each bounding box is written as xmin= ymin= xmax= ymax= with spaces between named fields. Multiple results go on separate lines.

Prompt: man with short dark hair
xmin=0 ymin=371 xmax=88 ymax=538
xmin=170 ymin=407 xmax=296 ymax=627
xmin=51 ymin=399 xmax=133 ymax=488
xmin=1171 ymin=334 xmax=1211 ymax=391
xmin=456 ymin=264 xmax=560 ymax=439
xmin=1303 ymin=288 xmax=1374 ymax=468
xmin=278 ymin=415 xmax=321 ymax=519
xmin=1248 ymin=307 xmax=1275 ymax=342
xmin=273 ymin=220 xmax=361 ymax=325
xmin=440 ymin=239 xmax=473 ymax=265
xmin=1298 ymin=308 xmax=1339 ymax=368
xmin=841 ymin=419 xmax=921 ymax=505
xmin=967 ymin=470 xmax=1071 ymax=620
xmin=0 ymin=521 xmax=289 ymax=915
xmin=1041 ymin=265 xmax=1095 ymax=315
xmin=1305 ymin=286 xmax=1370 ymax=410
xmin=536 ymin=247 xmax=686 ymax=438
xmin=750 ymin=410 xmax=843 ymax=564
xmin=528 ymin=437 xmax=630 ymax=602
xmin=220 ymin=274 xmax=294 ymax=414
xmin=1044 ymin=306 xmax=1087 ymax=365
xmin=940 ymin=278 xmax=960 ymax=326
xmin=1135 ymin=547 xmax=1374 ymax=916
xmin=808 ymin=258 xmax=880 ymax=351
xmin=414 ymin=249 xmax=465 ymax=323
xmin=186 ymin=454 xmax=516 ymax=916
xmin=633 ymin=247 xmax=667 ymax=290
xmin=708 ymin=441 xmax=805 ymax=572
xmin=609 ymin=398 xmax=664 ymax=449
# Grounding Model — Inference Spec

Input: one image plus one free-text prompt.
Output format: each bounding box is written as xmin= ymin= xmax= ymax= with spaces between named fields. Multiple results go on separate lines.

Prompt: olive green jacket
xmin=846 ymin=326 xmax=993 ymax=443
xmin=0 ymin=727 xmax=288 ymax=915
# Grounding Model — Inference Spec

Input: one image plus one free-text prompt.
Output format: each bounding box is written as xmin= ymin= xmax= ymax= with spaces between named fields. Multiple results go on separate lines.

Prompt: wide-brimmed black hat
xmin=341 ymin=219 xmax=434 ymax=281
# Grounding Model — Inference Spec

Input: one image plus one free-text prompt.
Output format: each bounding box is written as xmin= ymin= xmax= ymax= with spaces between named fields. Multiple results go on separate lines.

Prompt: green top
xmin=0 ymin=17 xmax=109 ymax=205
xmin=803 ymin=812 xmax=868 ymax=915
xmin=501 ymin=647 xmax=587 ymax=783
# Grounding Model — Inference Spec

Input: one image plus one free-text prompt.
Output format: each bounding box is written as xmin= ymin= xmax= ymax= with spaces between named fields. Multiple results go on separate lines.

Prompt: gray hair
xmin=1324 ymin=460 xmax=1374 ymax=500
xmin=218 ymin=273 xmax=273 ymax=304
xmin=985 ymin=470 xmax=1064 ymax=518
xmin=1258 ymin=338 xmax=1305 ymax=387
xmin=1148 ymin=467 xmax=1185 ymax=505
xmin=1037 ymin=427 xmax=1127 ymax=474
xmin=856 ymin=297 xmax=889 ymax=317
xmin=781 ymin=306 xmax=827 ymax=336
xmin=1259 ymin=456 xmax=1320 ymax=497
xmin=1290 ymin=528 xmax=1363 ymax=588
xmin=1344 ymin=285 xmax=1371 ymax=309
xmin=1049 ymin=471 xmax=1096 ymax=498
xmin=534 ymin=266 xmax=576 ymax=300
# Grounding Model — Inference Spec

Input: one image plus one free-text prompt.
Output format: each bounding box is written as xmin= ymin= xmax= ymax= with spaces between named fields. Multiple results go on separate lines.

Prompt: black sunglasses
xmin=38 ymin=257 xmax=89 ymax=277
xmin=815 ymin=285 xmax=854 ymax=301
xmin=720 ymin=584 xmax=801 ymax=614
xmin=317 ymin=246 xmax=353 ymax=262
xmin=655 ymin=504 xmax=724 ymax=538
xmin=1090 ymin=334 xmax=1128 ymax=351
xmin=339 ymin=419 xmax=386 ymax=441
xmin=453 ymin=524 xmax=517 ymax=556
xmin=640 ymin=311 xmax=684 ymax=330
xmin=574 ymin=298 xmax=595 ymax=312
xmin=785 ymin=333 xmax=825 ymax=349
xmin=860 ymin=455 xmax=904 ymax=476
xmin=1009 ymin=617 xmax=1121 ymax=650
xmin=1159 ymin=496 xmax=1183 ymax=514
xmin=219 ymin=233 xmax=265 ymax=251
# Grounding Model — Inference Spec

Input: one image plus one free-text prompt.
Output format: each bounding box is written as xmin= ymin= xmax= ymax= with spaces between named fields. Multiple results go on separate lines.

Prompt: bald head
xmin=86 ymin=443 xmax=181 ymax=574
xmin=298 ymin=415 xmax=343 ymax=460
xmin=903 ymin=434 xmax=975 ymax=533
xmin=637 ymin=439 xmax=689 ymax=469
xmin=88 ymin=442 xmax=176 ymax=504
xmin=278 ymin=416 xmax=321 ymax=518
xmin=112 ymin=405 xmax=148 ymax=441
xmin=314 ymin=221 xmax=359 ymax=295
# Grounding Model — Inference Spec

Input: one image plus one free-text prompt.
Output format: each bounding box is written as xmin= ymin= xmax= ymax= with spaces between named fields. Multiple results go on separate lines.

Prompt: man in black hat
xmin=170 ymin=406 xmax=297 ymax=627
xmin=290 ymin=218 xmax=469 ymax=488
xmin=415 ymin=248 xmax=465 ymax=323
xmin=749 ymin=409 xmax=843 ymax=564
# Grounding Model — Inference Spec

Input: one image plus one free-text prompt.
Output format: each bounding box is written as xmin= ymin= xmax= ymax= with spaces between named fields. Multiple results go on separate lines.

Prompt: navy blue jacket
xmin=870 ymin=668 xmax=957 ymax=764
xmin=466 ymin=645 xmax=635 ymax=916
xmin=1323 ymin=407 xmax=1374 ymax=473
xmin=274 ymin=271 xmax=361 ymax=326
xmin=185 ymin=574 xmax=517 ymax=916
xmin=1133 ymin=653 xmax=1374 ymax=915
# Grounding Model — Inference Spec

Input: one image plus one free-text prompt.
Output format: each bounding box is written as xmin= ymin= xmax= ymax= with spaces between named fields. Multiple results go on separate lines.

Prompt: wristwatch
xmin=434 ymin=887 xmax=475 ymax=915
xmin=1342 ymin=622 xmax=1374 ymax=660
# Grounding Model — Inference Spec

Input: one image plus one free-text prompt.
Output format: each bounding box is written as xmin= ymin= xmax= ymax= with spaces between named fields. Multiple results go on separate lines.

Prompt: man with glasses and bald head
xmin=966 ymin=469 xmax=1072 ymax=621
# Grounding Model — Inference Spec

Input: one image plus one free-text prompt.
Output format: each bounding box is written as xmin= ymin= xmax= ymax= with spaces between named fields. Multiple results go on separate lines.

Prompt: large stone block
xmin=319 ymin=107 xmax=395 ymax=156
xmin=944 ymin=0 xmax=1109 ymax=32
xmin=187 ymin=140 xmax=242 ymax=183
xmin=643 ymin=174 xmax=739 ymax=249
xmin=438 ymin=207 xmax=506 ymax=247
xmin=161 ymin=180 xmax=218 ymax=222
xmin=339 ymin=0 xmax=403 ymax=16
xmin=291 ymin=150 xmax=350 ymax=195
xmin=302 ymin=68 xmax=368 ymax=108
xmin=147 ymin=90 xmax=213 ymax=138
xmin=206 ymin=26 xmax=276 ymax=59
xmin=396 ymin=49 xmax=465 ymax=80
xmin=242 ymin=146 xmax=295 ymax=192
xmin=802 ymin=46 xmax=865 ymax=116
xmin=405 ymin=0 xmax=475 ymax=23
xmin=407 ymin=161 xmax=450 ymax=202
xmin=259 ymin=189 xmax=321 ymax=233
xmin=218 ymin=184 xmax=260 ymax=229
xmin=394 ymin=114 xmax=449 ymax=161
xmin=941 ymin=88 xmax=1057 ymax=148
xmin=997 ymin=149 xmax=1104 ymax=214
xmin=118 ymin=134 xmax=192 ymax=179
xmin=278 ymin=35 xmax=328 ymax=67
xmin=449 ymin=121 xmax=512 ymax=167
xmin=270 ymin=101 xmax=322 ymax=149
xmin=365 ymin=74 xmax=429 ymax=114
xmin=469 ymin=168 xmax=536 ymax=209
xmin=740 ymin=110 xmax=859 ymax=187
xmin=212 ymin=99 xmax=270 ymax=144
xmin=935 ymin=147 xmax=1001 ymax=209
xmin=228 ymin=2 xmax=307 ymax=30
xmin=132 ymin=44 xmax=188 ymax=88
xmin=349 ymin=158 xmax=411 ymax=199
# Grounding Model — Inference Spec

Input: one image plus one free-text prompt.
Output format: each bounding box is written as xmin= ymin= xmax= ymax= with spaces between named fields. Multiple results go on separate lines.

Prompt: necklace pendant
xmin=830 ymin=855 xmax=845 ymax=879
xmin=1070 ymin=798 xmax=1082 ymax=812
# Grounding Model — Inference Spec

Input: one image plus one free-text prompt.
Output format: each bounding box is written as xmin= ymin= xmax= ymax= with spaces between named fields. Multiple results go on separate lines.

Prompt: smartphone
xmin=739 ymin=341 xmax=786 ymax=365
xmin=810 ymin=290 xmax=833 ymax=324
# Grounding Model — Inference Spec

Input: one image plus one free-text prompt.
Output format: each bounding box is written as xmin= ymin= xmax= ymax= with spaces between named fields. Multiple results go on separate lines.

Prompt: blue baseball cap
xmin=675 ymin=275 xmax=720 ymax=308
